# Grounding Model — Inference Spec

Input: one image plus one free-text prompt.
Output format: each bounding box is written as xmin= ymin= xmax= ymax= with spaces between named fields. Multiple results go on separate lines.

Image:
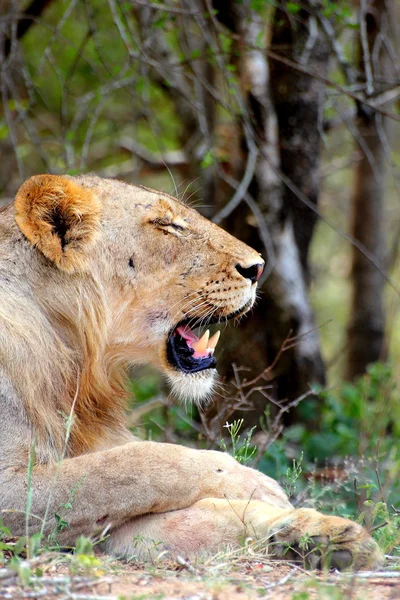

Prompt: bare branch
xmin=3 ymin=0 xmax=54 ymax=59
xmin=360 ymin=0 xmax=375 ymax=96
xmin=266 ymin=48 xmax=400 ymax=123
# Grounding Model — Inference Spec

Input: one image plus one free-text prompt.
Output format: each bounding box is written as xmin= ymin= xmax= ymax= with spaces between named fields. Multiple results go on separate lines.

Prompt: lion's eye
xmin=128 ymin=257 xmax=135 ymax=269
xmin=170 ymin=222 xmax=185 ymax=232
xmin=150 ymin=218 xmax=186 ymax=234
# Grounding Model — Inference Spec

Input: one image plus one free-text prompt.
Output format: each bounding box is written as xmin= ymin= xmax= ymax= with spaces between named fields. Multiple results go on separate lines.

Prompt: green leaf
xmin=201 ymin=150 xmax=215 ymax=168
xmin=219 ymin=33 xmax=232 ymax=54
xmin=190 ymin=49 xmax=201 ymax=60
xmin=250 ymin=0 xmax=275 ymax=13
xmin=287 ymin=2 xmax=301 ymax=14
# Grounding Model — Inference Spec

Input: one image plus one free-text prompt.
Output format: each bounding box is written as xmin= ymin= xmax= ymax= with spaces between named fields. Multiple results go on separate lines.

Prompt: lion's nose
xmin=235 ymin=262 xmax=264 ymax=284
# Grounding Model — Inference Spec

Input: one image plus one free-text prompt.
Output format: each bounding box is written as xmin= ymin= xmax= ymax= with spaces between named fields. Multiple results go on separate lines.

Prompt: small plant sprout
xmin=285 ymin=453 xmax=304 ymax=498
xmin=220 ymin=419 xmax=257 ymax=464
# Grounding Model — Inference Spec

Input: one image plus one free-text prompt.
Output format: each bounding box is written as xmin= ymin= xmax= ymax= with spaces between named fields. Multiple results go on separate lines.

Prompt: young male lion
xmin=0 ymin=174 xmax=381 ymax=569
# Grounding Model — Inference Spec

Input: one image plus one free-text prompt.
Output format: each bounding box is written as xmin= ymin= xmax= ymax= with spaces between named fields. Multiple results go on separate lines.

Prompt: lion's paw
xmin=269 ymin=508 xmax=383 ymax=571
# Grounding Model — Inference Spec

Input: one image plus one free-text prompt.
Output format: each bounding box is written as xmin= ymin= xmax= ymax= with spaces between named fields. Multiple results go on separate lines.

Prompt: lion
xmin=0 ymin=174 xmax=382 ymax=570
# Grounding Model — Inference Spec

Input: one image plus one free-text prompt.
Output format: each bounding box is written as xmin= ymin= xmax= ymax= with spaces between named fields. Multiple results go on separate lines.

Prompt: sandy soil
xmin=2 ymin=555 xmax=400 ymax=600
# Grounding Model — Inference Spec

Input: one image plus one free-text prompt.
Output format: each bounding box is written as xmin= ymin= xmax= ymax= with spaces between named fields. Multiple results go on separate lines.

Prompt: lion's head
xmin=1 ymin=174 xmax=263 ymax=455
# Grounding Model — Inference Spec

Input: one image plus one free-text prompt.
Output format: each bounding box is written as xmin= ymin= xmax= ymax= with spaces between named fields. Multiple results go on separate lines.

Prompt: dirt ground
xmin=2 ymin=555 xmax=400 ymax=600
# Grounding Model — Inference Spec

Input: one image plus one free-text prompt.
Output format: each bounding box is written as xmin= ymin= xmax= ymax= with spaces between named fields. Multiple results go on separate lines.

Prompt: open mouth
xmin=166 ymin=300 xmax=252 ymax=375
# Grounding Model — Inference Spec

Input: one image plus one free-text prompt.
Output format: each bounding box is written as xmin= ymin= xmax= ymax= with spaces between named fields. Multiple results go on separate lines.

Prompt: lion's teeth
xmin=208 ymin=330 xmax=220 ymax=350
xmin=192 ymin=330 xmax=210 ymax=354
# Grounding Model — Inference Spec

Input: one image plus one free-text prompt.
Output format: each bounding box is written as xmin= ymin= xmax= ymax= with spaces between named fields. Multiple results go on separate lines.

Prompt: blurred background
xmin=1 ymin=0 xmax=400 ymax=549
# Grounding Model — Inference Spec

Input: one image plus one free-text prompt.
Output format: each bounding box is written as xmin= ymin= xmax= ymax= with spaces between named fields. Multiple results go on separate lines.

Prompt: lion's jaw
xmin=14 ymin=174 xmax=264 ymax=405
xmin=109 ymin=283 xmax=258 ymax=404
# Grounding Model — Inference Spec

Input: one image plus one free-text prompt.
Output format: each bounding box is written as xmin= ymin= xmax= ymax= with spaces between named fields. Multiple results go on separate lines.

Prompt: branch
xmin=360 ymin=0 xmax=375 ymax=96
xmin=120 ymin=139 xmax=188 ymax=167
xmin=212 ymin=145 xmax=258 ymax=224
xmin=266 ymin=49 xmax=400 ymax=123
xmin=311 ymin=0 xmax=357 ymax=86
xmin=3 ymin=0 xmax=54 ymax=59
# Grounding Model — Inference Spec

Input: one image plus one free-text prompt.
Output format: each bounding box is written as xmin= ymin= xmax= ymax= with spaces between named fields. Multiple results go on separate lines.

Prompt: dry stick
xmin=323 ymin=571 xmax=400 ymax=579
xmin=214 ymin=332 xmax=326 ymax=463
xmin=112 ymin=18 xmax=204 ymax=151
xmin=339 ymin=107 xmax=382 ymax=182
xmin=359 ymin=0 xmax=375 ymax=96
xmin=241 ymin=329 xmax=301 ymax=388
xmin=204 ymin=328 xmax=326 ymax=450
xmin=193 ymin=1 xmax=262 ymax=178
xmin=126 ymin=395 xmax=166 ymax=427
xmin=0 ymin=77 xmax=24 ymax=179
xmin=375 ymin=441 xmax=385 ymax=502
xmin=4 ymin=67 xmax=50 ymax=169
xmin=253 ymin=389 xmax=316 ymax=466
xmin=37 ymin=0 xmax=80 ymax=74
xmin=299 ymin=14 xmax=319 ymax=65
xmin=353 ymin=478 xmax=365 ymax=517
xmin=377 ymin=111 xmax=400 ymax=270
xmin=370 ymin=521 xmax=388 ymax=533
xmin=212 ymin=146 xmax=258 ymax=224
xmin=122 ymin=0 xmax=202 ymax=15
xmin=266 ymin=49 xmax=400 ymax=123
xmin=223 ymin=489 xmax=257 ymax=541
xmin=311 ymin=0 xmax=357 ymax=86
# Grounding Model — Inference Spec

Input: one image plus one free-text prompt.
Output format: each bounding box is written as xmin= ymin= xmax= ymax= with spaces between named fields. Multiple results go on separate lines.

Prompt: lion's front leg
xmin=1 ymin=442 xmax=291 ymax=542
xmin=104 ymin=501 xmax=383 ymax=571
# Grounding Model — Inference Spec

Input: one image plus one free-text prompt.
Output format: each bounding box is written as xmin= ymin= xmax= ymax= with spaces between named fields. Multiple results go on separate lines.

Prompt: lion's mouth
xmin=166 ymin=300 xmax=252 ymax=375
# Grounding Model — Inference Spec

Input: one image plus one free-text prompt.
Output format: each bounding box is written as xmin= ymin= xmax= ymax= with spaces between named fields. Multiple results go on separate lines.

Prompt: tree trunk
xmin=209 ymin=1 xmax=328 ymax=419
xmin=269 ymin=4 xmax=331 ymax=279
xmin=345 ymin=0 xmax=391 ymax=380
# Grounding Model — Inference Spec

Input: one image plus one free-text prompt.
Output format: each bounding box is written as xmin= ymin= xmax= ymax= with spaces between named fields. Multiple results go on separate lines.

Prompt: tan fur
xmin=0 ymin=174 xmax=382 ymax=570
xmin=15 ymin=175 xmax=101 ymax=273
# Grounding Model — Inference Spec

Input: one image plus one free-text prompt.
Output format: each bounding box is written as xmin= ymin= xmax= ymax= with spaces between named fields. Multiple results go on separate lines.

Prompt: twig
xmin=122 ymin=0 xmax=202 ymax=15
xmin=264 ymin=567 xmax=297 ymax=589
xmin=359 ymin=0 xmax=374 ymax=96
xmin=369 ymin=521 xmax=388 ymax=533
xmin=266 ymin=49 xmax=400 ymax=122
xmin=340 ymin=571 xmax=400 ymax=579
xmin=353 ymin=477 xmax=364 ymax=517
xmin=312 ymin=1 xmax=357 ymax=86
xmin=126 ymin=396 xmax=166 ymax=426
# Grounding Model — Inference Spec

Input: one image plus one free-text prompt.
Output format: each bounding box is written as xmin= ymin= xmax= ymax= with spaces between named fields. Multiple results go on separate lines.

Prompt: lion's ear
xmin=15 ymin=174 xmax=101 ymax=273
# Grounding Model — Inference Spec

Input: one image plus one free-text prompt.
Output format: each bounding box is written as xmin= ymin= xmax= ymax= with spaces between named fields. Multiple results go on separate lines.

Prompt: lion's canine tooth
xmin=192 ymin=330 xmax=210 ymax=354
xmin=208 ymin=330 xmax=220 ymax=350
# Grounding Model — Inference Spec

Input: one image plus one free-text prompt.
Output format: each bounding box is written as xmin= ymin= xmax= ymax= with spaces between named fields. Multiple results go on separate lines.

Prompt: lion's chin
xmin=166 ymin=369 xmax=217 ymax=405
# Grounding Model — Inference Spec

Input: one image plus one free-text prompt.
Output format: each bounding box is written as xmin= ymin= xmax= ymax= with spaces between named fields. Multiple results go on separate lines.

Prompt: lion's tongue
xmin=176 ymin=326 xmax=220 ymax=359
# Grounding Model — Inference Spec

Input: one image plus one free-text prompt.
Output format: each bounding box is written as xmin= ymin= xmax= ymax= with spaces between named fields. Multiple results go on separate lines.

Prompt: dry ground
xmin=1 ymin=553 xmax=400 ymax=600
